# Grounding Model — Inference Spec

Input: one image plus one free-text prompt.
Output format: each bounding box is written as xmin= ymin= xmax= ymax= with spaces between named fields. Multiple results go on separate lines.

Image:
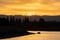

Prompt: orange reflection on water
xmin=2 ymin=31 xmax=60 ymax=40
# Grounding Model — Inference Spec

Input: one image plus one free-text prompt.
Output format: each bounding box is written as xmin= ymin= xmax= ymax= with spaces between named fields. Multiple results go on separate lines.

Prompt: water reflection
xmin=1 ymin=31 xmax=60 ymax=40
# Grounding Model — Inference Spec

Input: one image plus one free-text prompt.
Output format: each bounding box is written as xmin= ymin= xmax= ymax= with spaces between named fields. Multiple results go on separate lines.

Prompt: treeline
xmin=0 ymin=16 xmax=45 ymax=26
xmin=0 ymin=15 xmax=60 ymax=31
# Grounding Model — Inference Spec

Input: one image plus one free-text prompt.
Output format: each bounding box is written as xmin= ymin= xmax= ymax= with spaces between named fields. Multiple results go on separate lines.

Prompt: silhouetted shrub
xmin=39 ymin=18 xmax=45 ymax=23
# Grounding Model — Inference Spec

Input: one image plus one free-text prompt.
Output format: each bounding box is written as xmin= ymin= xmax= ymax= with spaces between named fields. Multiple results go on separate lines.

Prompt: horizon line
xmin=0 ymin=14 xmax=60 ymax=16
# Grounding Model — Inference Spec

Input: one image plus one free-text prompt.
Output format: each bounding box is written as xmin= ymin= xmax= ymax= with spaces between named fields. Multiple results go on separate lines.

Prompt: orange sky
xmin=0 ymin=0 xmax=60 ymax=16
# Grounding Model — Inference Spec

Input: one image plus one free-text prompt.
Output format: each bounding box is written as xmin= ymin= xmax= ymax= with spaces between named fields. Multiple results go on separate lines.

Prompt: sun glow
xmin=27 ymin=12 xmax=35 ymax=16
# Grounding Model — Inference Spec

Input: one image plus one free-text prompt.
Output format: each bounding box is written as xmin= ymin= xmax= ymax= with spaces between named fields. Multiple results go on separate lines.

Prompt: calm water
xmin=1 ymin=31 xmax=60 ymax=40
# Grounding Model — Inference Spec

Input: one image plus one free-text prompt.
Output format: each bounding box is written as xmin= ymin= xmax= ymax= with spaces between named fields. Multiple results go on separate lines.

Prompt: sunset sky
xmin=0 ymin=0 xmax=60 ymax=16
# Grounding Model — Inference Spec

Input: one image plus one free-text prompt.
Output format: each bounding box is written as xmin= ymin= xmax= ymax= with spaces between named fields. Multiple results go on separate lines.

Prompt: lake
xmin=1 ymin=31 xmax=60 ymax=40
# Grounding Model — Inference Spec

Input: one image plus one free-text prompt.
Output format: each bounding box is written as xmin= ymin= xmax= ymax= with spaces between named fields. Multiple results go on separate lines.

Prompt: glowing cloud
xmin=0 ymin=0 xmax=60 ymax=16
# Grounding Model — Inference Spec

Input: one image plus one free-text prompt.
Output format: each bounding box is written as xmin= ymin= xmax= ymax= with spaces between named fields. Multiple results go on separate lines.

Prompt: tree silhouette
xmin=0 ymin=18 xmax=9 ymax=26
xmin=39 ymin=18 xmax=45 ymax=23
xmin=23 ymin=17 xmax=29 ymax=24
xmin=39 ymin=18 xmax=45 ymax=28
